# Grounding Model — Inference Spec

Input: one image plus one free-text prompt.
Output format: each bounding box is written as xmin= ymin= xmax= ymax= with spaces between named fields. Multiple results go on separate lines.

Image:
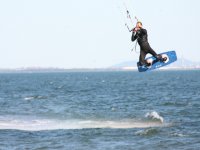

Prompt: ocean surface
xmin=0 ymin=70 xmax=199 ymax=150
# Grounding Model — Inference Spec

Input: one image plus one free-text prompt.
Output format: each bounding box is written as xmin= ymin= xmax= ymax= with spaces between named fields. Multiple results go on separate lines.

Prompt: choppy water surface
xmin=0 ymin=70 xmax=200 ymax=149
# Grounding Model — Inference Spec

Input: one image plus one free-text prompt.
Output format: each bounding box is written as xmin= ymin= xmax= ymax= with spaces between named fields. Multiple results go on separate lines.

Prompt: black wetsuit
xmin=132 ymin=28 xmax=159 ymax=66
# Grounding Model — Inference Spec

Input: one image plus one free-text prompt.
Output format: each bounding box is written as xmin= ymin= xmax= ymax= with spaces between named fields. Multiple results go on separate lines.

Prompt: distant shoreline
xmin=0 ymin=67 xmax=200 ymax=73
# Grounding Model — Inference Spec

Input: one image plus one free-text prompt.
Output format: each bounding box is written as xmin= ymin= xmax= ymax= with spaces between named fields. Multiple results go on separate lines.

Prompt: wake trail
xmin=0 ymin=111 xmax=167 ymax=131
xmin=0 ymin=118 xmax=166 ymax=131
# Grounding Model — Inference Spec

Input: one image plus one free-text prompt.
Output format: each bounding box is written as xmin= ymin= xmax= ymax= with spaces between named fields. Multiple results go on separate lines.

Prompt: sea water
xmin=0 ymin=70 xmax=199 ymax=150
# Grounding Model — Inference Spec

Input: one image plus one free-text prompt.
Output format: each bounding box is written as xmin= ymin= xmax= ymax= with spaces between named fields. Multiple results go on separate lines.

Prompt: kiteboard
xmin=137 ymin=51 xmax=177 ymax=72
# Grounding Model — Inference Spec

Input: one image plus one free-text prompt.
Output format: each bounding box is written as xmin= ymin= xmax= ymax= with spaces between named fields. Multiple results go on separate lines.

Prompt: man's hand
xmin=134 ymin=27 xmax=140 ymax=32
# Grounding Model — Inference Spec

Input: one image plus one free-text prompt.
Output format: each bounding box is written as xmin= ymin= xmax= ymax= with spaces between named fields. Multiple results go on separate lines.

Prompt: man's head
xmin=136 ymin=21 xmax=142 ymax=28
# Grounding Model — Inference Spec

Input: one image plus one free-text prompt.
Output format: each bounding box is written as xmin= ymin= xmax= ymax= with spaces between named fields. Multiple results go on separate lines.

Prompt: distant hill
xmin=110 ymin=58 xmax=200 ymax=70
xmin=169 ymin=58 xmax=200 ymax=68
xmin=0 ymin=58 xmax=199 ymax=73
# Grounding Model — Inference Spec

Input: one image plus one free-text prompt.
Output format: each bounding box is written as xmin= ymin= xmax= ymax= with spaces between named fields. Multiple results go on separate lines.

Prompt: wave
xmin=24 ymin=95 xmax=47 ymax=100
xmin=171 ymin=132 xmax=187 ymax=137
xmin=0 ymin=116 xmax=166 ymax=131
xmin=145 ymin=111 xmax=164 ymax=123
xmin=135 ymin=128 xmax=160 ymax=136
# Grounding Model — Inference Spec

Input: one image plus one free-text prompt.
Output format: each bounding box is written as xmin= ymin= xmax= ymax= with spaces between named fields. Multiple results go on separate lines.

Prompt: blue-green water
xmin=0 ymin=71 xmax=200 ymax=150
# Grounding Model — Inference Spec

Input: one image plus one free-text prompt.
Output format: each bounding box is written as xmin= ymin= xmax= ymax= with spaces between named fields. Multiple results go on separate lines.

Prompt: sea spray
xmin=145 ymin=111 xmax=164 ymax=123
xmin=0 ymin=117 xmax=164 ymax=131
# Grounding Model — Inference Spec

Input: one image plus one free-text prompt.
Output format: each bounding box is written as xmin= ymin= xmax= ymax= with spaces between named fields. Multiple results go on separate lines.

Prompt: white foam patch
xmin=24 ymin=95 xmax=47 ymax=100
xmin=145 ymin=111 xmax=164 ymax=123
xmin=0 ymin=117 xmax=166 ymax=131
xmin=24 ymin=97 xmax=35 ymax=100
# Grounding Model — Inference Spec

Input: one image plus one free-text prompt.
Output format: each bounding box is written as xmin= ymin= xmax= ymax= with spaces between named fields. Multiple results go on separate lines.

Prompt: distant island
xmin=0 ymin=58 xmax=199 ymax=73
xmin=110 ymin=58 xmax=200 ymax=70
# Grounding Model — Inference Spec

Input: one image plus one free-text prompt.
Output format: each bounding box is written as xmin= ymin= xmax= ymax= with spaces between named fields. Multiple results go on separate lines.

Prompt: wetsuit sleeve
xmin=131 ymin=31 xmax=138 ymax=42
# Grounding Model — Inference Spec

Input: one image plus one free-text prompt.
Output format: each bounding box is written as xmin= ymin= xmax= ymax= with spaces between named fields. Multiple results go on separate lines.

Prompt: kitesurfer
xmin=131 ymin=21 xmax=165 ymax=66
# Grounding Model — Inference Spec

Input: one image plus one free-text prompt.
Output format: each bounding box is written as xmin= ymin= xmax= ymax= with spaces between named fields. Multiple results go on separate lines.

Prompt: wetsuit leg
xmin=139 ymin=50 xmax=147 ymax=66
xmin=148 ymin=47 xmax=157 ymax=57
xmin=148 ymin=47 xmax=163 ymax=61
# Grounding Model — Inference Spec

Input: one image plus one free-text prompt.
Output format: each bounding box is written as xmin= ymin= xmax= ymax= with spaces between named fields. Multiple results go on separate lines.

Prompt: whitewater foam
xmin=24 ymin=95 xmax=47 ymax=100
xmin=24 ymin=96 xmax=35 ymax=100
xmin=145 ymin=111 xmax=164 ymax=123
xmin=0 ymin=117 xmax=165 ymax=131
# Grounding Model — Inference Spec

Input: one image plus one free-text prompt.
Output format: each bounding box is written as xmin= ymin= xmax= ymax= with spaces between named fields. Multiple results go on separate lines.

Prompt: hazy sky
xmin=0 ymin=0 xmax=199 ymax=68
